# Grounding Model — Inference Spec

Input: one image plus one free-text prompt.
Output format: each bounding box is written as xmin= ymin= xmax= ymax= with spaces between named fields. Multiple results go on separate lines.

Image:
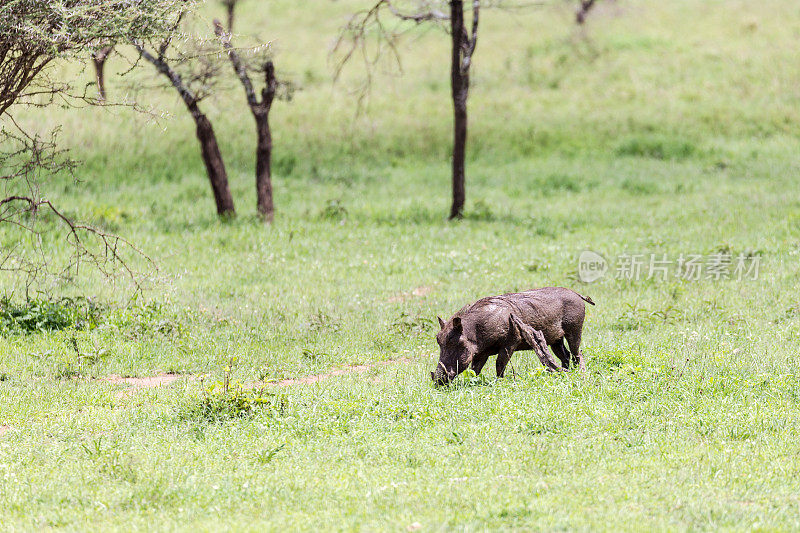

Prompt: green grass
xmin=2 ymin=0 xmax=800 ymax=530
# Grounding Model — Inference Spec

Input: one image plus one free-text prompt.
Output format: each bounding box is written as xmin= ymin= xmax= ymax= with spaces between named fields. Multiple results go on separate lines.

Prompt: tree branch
xmin=213 ymin=19 xmax=258 ymax=107
xmin=263 ymin=61 xmax=277 ymax=108
xmin=576 ymin=0 xmax=597 ymax=25
xmin=462 ymin=0 xmax=480 ymax=72
xmin=133 ymin=42 xmax=198 ymax=111
xmin=385 ymin=0 xmax=449 ymax=22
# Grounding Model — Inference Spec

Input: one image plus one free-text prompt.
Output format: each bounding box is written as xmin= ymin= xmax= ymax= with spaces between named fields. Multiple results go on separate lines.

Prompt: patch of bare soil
xmin=104 ymin=373 xmax=182 ymax=387
xmin=0 ymin=425 xmax=11 ymax=437
xmin=101 ymin=373 xmax=184 ymax=398
xmin=387 ymin=286 xmax=434 ymax=303
xmin=265 ymin=357 xmax=416 ymax=387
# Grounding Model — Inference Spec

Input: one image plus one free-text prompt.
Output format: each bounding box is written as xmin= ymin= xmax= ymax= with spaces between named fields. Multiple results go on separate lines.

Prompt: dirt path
xmin=101 ymin=373 xmax=184 ymax=398
xmin=95 ymin=356 xmax=421 ymax=396
xmin=103 ymin=373 xmax=182 ymax=387
xmin=264 ymin=357 xmax=417 ymax=387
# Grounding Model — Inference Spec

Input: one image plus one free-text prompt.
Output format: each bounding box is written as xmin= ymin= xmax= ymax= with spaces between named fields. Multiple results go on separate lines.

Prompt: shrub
xmin=319 ymin=199 xmax=347 ymax=221
xmin=184 ymin=366 xmax=289 ymax=422
xmin=0 ymin=297 xmax=103 ymax=335
xmin=615 ymin=135 xmax=697 ymax=160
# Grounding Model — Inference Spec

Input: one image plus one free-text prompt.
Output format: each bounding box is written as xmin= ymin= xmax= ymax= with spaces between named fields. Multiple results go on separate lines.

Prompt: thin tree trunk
xmin=226 ymin=2 xmax=235 ymax=33
xmin=254 ymin=109 xmax=274 ymax=221
xmin=449 ymin=0 xmax=468 ymax=220
xmin=92 ymin=45 xmax=113 ymax=102
xmin=451 ymin=94 xmax=467 ymax=219
xmin=191 ymin=105 xmax=236 ymax=217
xmin=253 ymin=61 xmax=277 ymax=221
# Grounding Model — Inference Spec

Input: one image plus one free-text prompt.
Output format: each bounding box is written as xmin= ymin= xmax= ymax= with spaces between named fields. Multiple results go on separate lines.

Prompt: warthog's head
xmin=431 ymin=316 xmax=474 ymax=386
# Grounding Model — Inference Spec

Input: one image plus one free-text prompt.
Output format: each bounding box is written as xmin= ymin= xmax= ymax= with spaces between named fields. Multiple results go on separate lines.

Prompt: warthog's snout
xmin=431 ymin=367 xmax=456 ymax=386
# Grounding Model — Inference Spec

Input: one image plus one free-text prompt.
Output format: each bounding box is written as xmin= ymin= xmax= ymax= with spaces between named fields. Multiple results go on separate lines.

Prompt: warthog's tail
xmin=577 ymin=293 xmax=595 ymax=306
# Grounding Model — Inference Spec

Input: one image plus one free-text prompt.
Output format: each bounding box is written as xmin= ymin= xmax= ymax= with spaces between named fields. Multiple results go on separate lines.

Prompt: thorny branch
xmin=385 ymin=0 xmax=449 ymax=21
xmin=0 ymin=128 xmax=157 ymax=292
xmin=214 ymin=20 xmax=258 ymax=107
xmin=133 ymin=42 xmax=198 ymax=111
xmin=213 ymin=20 xmax=287 ymax=107
xmin=133 ymin=15 xmax=228 ymax=111
xmin=0 ymin=1 xmax=187 ymax=292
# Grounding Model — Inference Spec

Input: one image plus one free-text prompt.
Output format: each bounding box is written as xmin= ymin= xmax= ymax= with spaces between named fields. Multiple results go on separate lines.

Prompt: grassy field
xmin=2 ymin=0 xmax=800 ymax=530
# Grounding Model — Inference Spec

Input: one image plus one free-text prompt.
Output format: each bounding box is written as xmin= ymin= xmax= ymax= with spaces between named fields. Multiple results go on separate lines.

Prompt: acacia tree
xmin=337 ymin=0 xmax=602 ymax=219
xmin=337 ymin=1 xmax=480 ymax=219
xmin=134 ymin=20 xmax=237 ymax=218
xmin=448 ymin=0 xmax=478 ymax=219
xmin=214 ymin=19 xmax=282 ymax=222
xmin=0 ymin=0 xmax=182 ymax=288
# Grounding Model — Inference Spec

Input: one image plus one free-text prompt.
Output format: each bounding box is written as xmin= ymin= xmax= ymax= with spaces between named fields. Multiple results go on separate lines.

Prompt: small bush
xmin=620 ymin=178 xmax=659 ymax=195
xmin=615 ymin=135 xmax=697 ymax=160
xmin=104 ymin=302 xmax=183 ymax=340
xmin=272 ymin=153 xmax=298 ymax=176
xmin=81 ymin=437 xmax=137 ymax=482
xmin=88 ymin=204 xmax=129 ymax=231
xmin=391 ymin=311 xmax=435 ymax=335
xmin=307 ymin=310 xmax=341 ymax=334
xmin=612 ymin=303 xmax=646 ymax=331
xmin=318 ymin=199 xmax=347 ymax=221
xmin=185 ymin=371 xmax=288 ymax=421
xmin=534 ymin=173 xmax=584 ymax=195
xmin=465 ymin=200 xmax=495 ymax=221
xmin=0 ymin=297 xmax=187 ymax=339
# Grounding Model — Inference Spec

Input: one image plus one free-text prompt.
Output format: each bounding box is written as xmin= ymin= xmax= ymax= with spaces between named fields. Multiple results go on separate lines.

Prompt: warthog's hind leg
xmin=509 ymin=314 xmax=563 ymax=372
xmin=551 ymin=338 xmax=571 ymax=370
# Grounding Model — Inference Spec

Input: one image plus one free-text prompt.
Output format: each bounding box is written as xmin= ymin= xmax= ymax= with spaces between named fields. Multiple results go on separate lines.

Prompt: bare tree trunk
xmin=334 ymin=0 xmax=479 ymax=220
xmin=254 ymin=109 xmax=274 ymax=220
xmin=191 ymin=106 xmax=236 ymax=217
xmin=449 ymin=0 xmax=468 ymax=220
xmin=253 ymin=62 xmax=276 ymax=221
xmin=226 ymin=2 xmax=235 ymax=33
xmin=220 ymin=0 xmax=237 ymax=32
xmin=91 ymin=45 xmax=114 ymax=102
xmin=451 ymin=92 xmax=468 ymax=220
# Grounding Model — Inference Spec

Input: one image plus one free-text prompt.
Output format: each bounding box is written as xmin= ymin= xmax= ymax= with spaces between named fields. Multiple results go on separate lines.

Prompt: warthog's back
xmin=457 ymin=287 xmax=590 ymax=346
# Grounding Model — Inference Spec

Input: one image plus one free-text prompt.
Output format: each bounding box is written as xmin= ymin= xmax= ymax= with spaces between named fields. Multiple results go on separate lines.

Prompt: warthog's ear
xmin=437 ymin=316 xmax=445 ymax=330
xmin=452 ymin=316 xmax=462 ymax=331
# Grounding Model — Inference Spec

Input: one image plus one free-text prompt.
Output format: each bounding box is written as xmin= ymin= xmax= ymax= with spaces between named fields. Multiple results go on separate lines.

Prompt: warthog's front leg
xmin=496 ymin=346 xmax=513 ymax=378
xmin=471 ymin=353 xmax=490 ymax=375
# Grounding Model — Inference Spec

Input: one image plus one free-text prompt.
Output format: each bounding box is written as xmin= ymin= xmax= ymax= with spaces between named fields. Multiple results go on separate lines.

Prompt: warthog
xmin=431 ymin=287 xmax=594 ymax=385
